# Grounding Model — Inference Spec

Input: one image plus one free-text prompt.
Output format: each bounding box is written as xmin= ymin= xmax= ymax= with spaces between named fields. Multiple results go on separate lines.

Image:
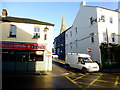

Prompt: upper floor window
xmin=70 ymin=31 xmax=72 ymax=37
xmin=90 ymin=17 xmax=93 ymax=25
xmin=75 ymin=27 xmax=78 ymax=34
xmin=101 ymin=15 xmax=105 ymax=22
xmin=33 ymin=27 xmax=40 ymax=39
xmin=103 ymin=33 xmax=107 ymax=42
xmin=111 ymin=33 xmax=115 ymax=42
xmin=90 ymin=33 xmax=94 ymax=43
xmin=70 ymin=42 xmax=72 ymax=49
xmin=66 ymin=34 xmax=68 ymax=38
xmin=110 ymin=17 xmax=113 ymax=24
xmin=75 ymin=40 xmax=78 ymax=48
xmin=9 ymin=25 xmax=17 ymax=37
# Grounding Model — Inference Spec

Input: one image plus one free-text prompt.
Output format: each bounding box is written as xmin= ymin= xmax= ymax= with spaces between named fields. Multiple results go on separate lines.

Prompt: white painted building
xmin=65 ymin=1 xmax=120 ymax=67
xmin=1 ymin=9 xmax=54 ymax=72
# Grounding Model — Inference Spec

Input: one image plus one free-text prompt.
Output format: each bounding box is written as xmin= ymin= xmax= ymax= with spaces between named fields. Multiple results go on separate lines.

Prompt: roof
xmin=85 ymin=6 xmax=120 ymax=13
xmin=0 ymin=16 xmax=54 ymax=26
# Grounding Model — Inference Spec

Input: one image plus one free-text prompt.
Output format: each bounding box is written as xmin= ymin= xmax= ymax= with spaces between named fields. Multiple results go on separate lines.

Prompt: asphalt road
xmin=2 ymin=59 xmax=120 ymax=89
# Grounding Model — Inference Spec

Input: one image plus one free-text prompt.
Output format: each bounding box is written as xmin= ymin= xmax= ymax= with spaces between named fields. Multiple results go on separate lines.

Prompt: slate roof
xmin=0 ymin=16 xmax=54 ymax=26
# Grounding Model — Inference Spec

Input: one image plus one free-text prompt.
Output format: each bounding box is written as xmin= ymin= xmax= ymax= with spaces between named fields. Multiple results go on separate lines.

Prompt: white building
xmin=1 ymin=9 xmax=54 ymax=72
xmin=65 ymin=1 xmax=120 ymax=67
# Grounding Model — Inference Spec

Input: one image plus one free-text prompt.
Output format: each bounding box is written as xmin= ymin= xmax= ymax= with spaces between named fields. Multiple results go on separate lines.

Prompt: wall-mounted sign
xmin=0 ymin=42 xmax=46 ymax=50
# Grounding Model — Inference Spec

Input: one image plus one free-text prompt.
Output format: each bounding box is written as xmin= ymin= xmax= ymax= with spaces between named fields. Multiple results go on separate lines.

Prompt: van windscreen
xmin=78 ymin=57 xmax=93 ymax=63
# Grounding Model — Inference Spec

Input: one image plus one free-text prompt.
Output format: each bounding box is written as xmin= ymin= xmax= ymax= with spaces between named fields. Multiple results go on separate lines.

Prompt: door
xmin=77 ymin=57 xmax=84 ymax=70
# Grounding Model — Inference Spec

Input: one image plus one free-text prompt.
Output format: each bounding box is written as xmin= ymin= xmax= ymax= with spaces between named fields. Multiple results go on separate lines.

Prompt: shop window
xmin=9 ymin=25 xmax=17 ymax=37
xmin=2 ymin=50 xmax=16 ymax=61
xmin=33 ymin=27 xmax=40 ymax=39
xmin=30 ymin=51 xmax=44 ymax=61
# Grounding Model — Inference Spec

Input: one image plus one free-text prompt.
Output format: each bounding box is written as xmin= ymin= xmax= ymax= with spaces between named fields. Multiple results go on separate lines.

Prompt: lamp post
xmin=106 ymin=28 xmax=111 ymax=71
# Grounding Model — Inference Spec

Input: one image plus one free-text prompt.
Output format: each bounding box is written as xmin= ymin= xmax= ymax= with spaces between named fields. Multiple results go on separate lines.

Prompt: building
xmin=1 ymin=9 xmax=54 ymax=72
xmin=53 ymin=15 xmax=67 ymax=60
xmin=65 ymin=1 xmax=120 ymax=68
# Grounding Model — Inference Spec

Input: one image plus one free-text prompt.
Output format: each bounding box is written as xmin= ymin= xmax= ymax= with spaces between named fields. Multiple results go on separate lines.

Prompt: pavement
xmin=3 ymin=59 xmax=120 ymax=76
xmin=3 ymin=64 xmax=70 ymax=76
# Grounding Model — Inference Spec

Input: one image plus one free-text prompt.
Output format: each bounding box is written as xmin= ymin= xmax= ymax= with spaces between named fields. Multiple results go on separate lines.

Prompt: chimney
xmin=2 ymin=9 xmax=8 ymax=17
xmin=80 ymin=1 xmax=86 ymax=6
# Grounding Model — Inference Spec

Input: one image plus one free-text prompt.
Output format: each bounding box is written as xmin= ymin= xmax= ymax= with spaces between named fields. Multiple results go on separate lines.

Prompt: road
xmin=53 ymin=59 xmax=120 ymax=89
xmin=2 ymin=58 xmax=120 ymax=89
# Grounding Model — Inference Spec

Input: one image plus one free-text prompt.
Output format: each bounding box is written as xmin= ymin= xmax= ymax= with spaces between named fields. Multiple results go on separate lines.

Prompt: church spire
xmin=60 ymin=14 xmax=66 ymax=34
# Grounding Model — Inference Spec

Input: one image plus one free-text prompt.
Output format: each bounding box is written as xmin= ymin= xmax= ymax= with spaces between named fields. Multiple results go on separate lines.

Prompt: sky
xmin=0 ymin=1 xmax=119 ymax=41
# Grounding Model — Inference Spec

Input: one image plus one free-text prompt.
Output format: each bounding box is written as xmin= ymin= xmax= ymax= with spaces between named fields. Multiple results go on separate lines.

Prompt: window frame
xmin=33 ymin=27 xmax=40 ymax=39
xmin=9 ymin=25 xmax=17 ymax=38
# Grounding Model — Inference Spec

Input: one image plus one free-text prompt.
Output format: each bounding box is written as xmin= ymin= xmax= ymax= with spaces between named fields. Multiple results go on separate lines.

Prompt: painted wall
xmin=65 ymin=3 xmax=119 ymax=64
xmin=1 ymin=22 xmax=53 ymax=71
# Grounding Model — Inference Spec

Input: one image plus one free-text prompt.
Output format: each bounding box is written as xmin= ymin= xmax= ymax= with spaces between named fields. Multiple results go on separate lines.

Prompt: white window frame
xmin=9 ymin=25 xmax=17 ymax=37
xmin=33 ymin=27 xmax=40 ymax=39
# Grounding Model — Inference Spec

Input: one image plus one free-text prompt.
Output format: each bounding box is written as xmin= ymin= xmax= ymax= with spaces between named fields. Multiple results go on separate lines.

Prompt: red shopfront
xmin=1 ymin=41 xmax=46 ymax=72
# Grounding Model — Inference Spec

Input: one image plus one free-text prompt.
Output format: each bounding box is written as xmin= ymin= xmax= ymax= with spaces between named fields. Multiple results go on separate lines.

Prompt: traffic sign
xmin=46 ymin=51 xmax=52 ymax=57
xmin=87 ymin=48 xmax=91 ymax=52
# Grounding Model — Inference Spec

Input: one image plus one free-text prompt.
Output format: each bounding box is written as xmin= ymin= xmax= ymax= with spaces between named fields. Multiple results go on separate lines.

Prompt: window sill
xmin=7 ymin=36 xmax=16 ymax=38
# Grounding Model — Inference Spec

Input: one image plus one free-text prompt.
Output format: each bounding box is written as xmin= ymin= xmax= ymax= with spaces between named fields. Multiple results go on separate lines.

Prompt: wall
xmin=1 ymin=22 xmax=53 ymax=71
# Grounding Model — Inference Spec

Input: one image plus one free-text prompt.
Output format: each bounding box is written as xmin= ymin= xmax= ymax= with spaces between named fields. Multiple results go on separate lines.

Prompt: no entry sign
xmin=87 ymin=48 xmax=91 ymax=52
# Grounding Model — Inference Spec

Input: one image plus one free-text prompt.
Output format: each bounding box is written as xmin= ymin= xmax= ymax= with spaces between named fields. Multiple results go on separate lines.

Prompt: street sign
xmin=46 ymin=51 xmax=52 ymax=57
xmin=87 ymin=48 xmax=91 ymax=52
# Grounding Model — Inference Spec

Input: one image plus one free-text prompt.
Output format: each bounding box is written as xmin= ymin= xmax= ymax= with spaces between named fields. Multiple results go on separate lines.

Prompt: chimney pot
xmin=2 ymin=9 xmax=8 ymax=17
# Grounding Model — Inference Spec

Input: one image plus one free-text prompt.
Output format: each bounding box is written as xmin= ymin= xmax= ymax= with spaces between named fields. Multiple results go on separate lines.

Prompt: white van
xmin=65 ymin=53 xmax=99 ymax=73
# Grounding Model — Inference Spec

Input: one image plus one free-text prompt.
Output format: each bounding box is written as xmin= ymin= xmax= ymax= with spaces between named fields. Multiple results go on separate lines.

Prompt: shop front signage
xmin=0 ymin=42 xmax=46 ymax=50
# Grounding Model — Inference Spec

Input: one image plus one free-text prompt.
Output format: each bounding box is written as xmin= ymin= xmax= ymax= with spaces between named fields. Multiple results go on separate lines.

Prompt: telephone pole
xmin=106 ymin=28 xmax=111 ymax=71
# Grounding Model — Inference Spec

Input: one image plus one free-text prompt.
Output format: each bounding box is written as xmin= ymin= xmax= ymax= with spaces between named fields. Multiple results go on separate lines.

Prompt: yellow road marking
xmin=114 ymin=76 xmax=119 ymax=87
xmin=52 ymin=59 xmax=66 ymax=64
xmin=77 ymin=81 xmax=107 ymax=88
xmin=78 ymin=76 xmax=120 ymax=84
xmin=73 ymin=74 xmax=88 ymax=81
xmin=65 ymin=76 xmax=82 ymax=88
xmin=86 ymin=73 xmax=103 ymax=88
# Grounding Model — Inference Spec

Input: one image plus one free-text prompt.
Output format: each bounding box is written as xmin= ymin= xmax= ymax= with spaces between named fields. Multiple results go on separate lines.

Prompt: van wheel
xmin=82 ymin=68 xmax=88 ymax=74
xmin=65 ymin=64 xmax=70 ymax=69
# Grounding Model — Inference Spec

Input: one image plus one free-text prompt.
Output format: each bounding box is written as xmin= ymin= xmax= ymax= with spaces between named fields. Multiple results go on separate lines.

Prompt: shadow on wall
xmin=2 ymin=26 xmax=43 ymax=73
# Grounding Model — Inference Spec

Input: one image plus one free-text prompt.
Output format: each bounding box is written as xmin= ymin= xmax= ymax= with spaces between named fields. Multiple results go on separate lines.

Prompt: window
xmin=44 ymin=34 xmax=47 ymax=40
xmin=70 ymin=31 xmax=72 ymax=37
xmin=110 ymin=17 xmax=113 ymax=23
xmin=90 ymin=17 xmax=93 ymax=25
xmin=75 ymin=40 xmax=78 ymax=48
xmin=111 ymin=33 xmax=115 ymax=42
xmin=101 ymin=15 xmax=105 ymax=22
xmin=90 ymin=33 xmax=94 ymax=42
xmin=9 ymin=25 xmax=17 ymax=37
xmin=75 ymin=27 xmax=78 ymax=33
xmin=33 ymin=27 xmax=40 ymax=38
xmin=70 ymin=42 xmax=72 ymax=49
xmin=103 ymin=33 xmax=107 ymax=42
xmin=66 ymin=34 xmax=68 ymax=38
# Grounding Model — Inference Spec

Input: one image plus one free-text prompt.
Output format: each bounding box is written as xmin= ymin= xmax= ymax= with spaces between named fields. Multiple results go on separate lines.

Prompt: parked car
xmin=52 ymin=54 xmax=58 ymax=58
